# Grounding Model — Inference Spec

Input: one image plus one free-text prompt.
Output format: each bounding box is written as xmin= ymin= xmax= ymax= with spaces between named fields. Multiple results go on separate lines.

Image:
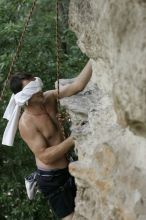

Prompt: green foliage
xmin=0 ymin=0 xmax=87 ymax=219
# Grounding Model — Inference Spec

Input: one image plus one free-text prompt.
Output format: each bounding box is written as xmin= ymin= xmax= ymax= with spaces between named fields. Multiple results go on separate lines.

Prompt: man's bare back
xmin=19 ymin=91 xmax=70 ymax=170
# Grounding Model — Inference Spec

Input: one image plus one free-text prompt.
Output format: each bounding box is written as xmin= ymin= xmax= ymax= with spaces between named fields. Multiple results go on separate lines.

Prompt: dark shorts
xmin=37 ymin=167 xmax=76 ymax=218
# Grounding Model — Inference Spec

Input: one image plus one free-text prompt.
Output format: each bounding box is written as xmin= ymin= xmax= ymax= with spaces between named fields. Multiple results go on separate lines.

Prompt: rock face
xmin=61 ymin=1 xmax=146 ymax=219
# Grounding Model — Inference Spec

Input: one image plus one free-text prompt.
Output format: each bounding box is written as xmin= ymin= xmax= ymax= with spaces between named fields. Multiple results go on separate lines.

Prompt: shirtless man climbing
xmin=2 ymin=60 xmax=92 ymax=220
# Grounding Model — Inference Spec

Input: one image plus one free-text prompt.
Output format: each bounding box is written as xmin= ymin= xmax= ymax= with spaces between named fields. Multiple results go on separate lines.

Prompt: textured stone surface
xmin=61 ymin=0 xmax=146 ymax=219
xmin=69 ymin=0 xmax=146 ymax=136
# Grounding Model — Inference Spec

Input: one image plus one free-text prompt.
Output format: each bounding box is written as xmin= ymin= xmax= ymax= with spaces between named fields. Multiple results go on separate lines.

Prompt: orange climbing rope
xmin=56 ymin=0 xmax=67 ymax=140
xmin=0 ymin=0 xmax=68 ymax=140
xmin=0 ymin=0 xmax=37 ymax=101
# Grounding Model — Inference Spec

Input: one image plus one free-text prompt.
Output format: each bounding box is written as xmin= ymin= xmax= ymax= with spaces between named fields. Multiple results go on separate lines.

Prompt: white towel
xmin=2 ymin=77 xmax=43 ymax=146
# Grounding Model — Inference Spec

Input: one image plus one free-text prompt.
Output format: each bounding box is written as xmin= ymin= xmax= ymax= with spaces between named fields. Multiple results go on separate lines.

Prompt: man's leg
xmin=62 ymin=212 xmax=74 ymax=220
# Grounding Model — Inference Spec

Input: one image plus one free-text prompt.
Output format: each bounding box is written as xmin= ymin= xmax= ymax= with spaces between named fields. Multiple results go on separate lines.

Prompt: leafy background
xmin=0 ymin=0 xmax=87 ymax=219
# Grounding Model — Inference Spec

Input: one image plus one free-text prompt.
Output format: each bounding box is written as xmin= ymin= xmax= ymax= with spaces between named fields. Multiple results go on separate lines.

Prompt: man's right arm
xmin=19 ymin=125 xmax=74 ymax=165
xmin=53 ymin=60 xmax=92 ymax=98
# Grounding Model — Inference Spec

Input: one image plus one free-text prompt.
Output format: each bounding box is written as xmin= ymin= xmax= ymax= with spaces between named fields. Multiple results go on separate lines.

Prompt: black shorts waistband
xmin=37 ymin=167 xmax=69 ymax=176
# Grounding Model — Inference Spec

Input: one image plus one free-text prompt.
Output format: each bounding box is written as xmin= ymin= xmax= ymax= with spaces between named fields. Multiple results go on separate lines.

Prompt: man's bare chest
xmin=34 ymin=114 xmax=58 ymax=139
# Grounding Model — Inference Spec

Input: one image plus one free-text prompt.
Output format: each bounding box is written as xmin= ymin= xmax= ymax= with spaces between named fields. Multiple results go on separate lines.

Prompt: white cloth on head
xmin=2 ymin=77 xmax=43 ymax=146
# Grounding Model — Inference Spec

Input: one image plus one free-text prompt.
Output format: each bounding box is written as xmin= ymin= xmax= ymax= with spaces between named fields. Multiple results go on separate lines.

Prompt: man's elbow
xmin=74 ymin=83 xmax=84 ymax=93
xmin=38 ymin=153 xmax=56 ymax=165
xmin=75 ymin=79 xmax=91 ymax=93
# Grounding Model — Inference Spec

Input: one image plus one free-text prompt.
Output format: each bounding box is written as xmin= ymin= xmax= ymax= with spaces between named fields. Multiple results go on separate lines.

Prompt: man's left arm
xmin=53 ymin=60 xmax=92 ymax=98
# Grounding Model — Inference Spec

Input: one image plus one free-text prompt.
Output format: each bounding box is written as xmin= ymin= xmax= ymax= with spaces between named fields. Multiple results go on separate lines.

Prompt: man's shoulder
xmin=19 ymin=113 xmax=40 ymax=146
xmin=43 ymin=90 xmax=57 ymax=107
xmin=43 ymin=90 xmax=56 ymax=99
xmin=19 ymin=112 xmax=35 ymax=134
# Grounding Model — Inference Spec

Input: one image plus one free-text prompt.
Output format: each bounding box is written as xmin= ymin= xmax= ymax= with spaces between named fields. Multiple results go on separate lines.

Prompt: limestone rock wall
xmin=61 ymin=1 xmax=146 ymax=219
